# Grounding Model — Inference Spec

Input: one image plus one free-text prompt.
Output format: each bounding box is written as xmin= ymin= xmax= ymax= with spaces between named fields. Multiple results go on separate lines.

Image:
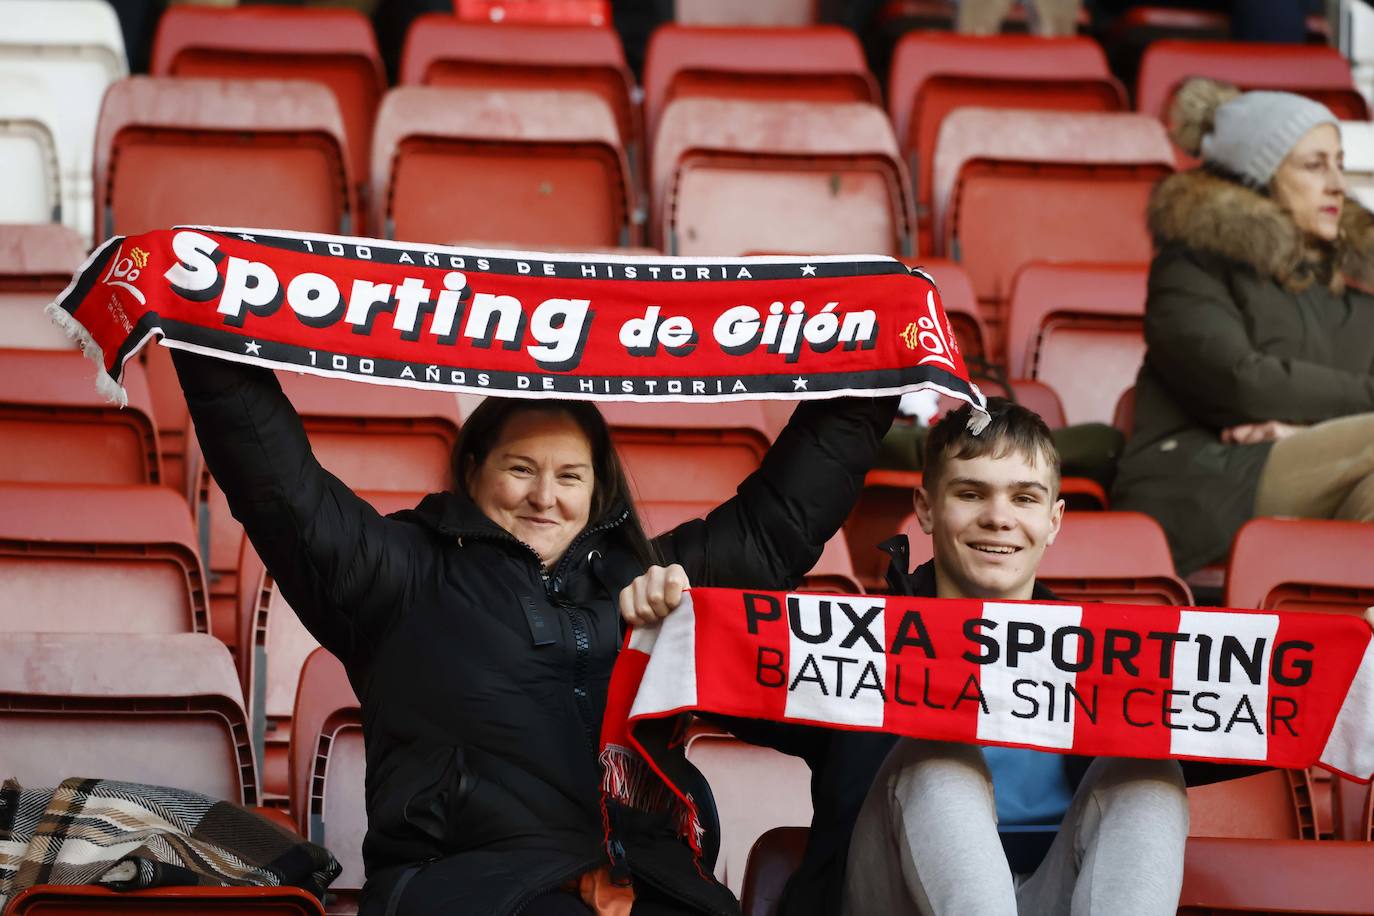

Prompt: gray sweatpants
xmin=842 ymin=739 xmax=1189 ymax=916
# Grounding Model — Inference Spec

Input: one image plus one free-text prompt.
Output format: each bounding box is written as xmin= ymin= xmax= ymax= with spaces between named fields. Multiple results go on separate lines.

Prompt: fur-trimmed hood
xmin=1147 ymin=169 xmax=1374 ymax=293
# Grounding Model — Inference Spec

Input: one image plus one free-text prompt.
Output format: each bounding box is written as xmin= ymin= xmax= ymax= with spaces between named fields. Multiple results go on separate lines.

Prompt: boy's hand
xmin=619 ymin=564 xmax=690 ymax=628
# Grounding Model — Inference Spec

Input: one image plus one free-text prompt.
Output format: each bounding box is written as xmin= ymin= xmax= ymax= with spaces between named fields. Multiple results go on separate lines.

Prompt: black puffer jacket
xmin=174 ymin=352 xmax=896 ymax=916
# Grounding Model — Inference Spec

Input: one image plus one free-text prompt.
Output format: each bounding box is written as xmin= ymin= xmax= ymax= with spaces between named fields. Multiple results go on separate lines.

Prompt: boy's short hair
xmin=923 ymin=398 xmax=1061 ymax=494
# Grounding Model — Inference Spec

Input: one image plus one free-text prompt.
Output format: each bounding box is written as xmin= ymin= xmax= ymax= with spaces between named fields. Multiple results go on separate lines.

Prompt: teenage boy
xmin=841 ymin=398 xmax=1191 ymax=915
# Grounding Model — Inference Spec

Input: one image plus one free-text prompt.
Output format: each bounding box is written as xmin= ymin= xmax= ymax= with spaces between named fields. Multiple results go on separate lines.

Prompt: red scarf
xmin=602 ymin=588 xmax=1374 ymax=864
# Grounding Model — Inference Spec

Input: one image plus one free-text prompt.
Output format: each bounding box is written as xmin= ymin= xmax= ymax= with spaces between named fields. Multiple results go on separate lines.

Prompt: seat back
xmin=151 ymin=4 xmax=386 ymax=231
xmin=0 ymin=0 xmax=128 ymax=243
xmin=1138 ymin=40 xmax=1368 ymax=122
xmin=454 ymin=0 xmax=610 ymax=26
xmin=653 ymin=98 xmax=912 ymax=256
xmin=887 ymin=33 xmax=1125 ymax=251
xmin=0 ymin=73 xmax=63 ymax=224
xmin=1225 ymin=518 xmax=1374 ymax=615
xmin=1178 ymin=836 xmax=1374 ymax=914
xmin=0 ymin=349 xmax=161 ymax=484
xmin=0 ymin=482 xmax=206 ymax=634
xmin=740 ymin=826 xmax=810 ymax=916
xmin=94 ymin=76 xmax=356 ymax=239
xmin=372 ymin=86 xmax=633 ymax=247
xmin=4 ymin=885 xmax=328 ymax=915
xmin=401 ymin=16 xmax=639 ymax=162
xmin=675 ymin=0 xmax=816 ymax=26
xmin=0 ymin=224 xmax=86 ymax=350
xmin=1188 ymin=769 xmax=1315 ymax=840
xmin=685 ymin=726 xmax=813 ymax=895
xmin=0 ymin=632 xmax=256 ymax=804
xmin=1005 ymin=262 xmax=1149 ymax=426
xmin=291 ymin=648 xmax=365 ymax=901
xmin=643 ymin=25 xmax=879 ymax=145
xmin=934 ymin=109 xmax=1172 ymax=335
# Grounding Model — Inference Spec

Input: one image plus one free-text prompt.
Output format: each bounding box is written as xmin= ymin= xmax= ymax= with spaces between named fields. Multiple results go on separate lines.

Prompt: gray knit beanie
xmin=1169 ymin=78 xmax=1339 ymax=187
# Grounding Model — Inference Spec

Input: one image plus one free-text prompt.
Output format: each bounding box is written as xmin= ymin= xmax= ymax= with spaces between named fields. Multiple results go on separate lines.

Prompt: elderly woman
xmin=1113 ymin=78 xmax=1374 ymax=575
xmin=172 ymin=350 xmax=895 ymax=916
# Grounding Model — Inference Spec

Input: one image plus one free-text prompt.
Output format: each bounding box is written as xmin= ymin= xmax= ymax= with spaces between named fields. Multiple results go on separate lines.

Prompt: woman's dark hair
xmin=451 ymin=398 xmax=658 ymax=568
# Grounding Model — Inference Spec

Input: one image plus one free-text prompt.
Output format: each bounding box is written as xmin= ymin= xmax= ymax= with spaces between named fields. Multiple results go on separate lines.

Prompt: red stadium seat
xmin=150 ymin=6 xmax=384 ymax=235
xmin=200 ymin=374 xmax=459 ymax=660
xmin=4 ymin=886 xmax=326 ymax=915
xmin=0 ymin=224 xmax=86 ymax=350
xmin=932 ymin=109 xmax=1172 ymax=340
xmin=1005 ymin=262 xmax=1149 ymax=427
xmin=454 ymin=0 xmax=610 ymax=26
xmin=903 ymin=258 xmax=988 ymax=362
xmin=642 ymin=25 xmax=880 ymax=147
xmin=290 ymin=648 xmax=364 ymax=913
xmin=0 ymin=482 xmax=207 ymax=634
xmin=887 ymin=34 xmax=1126 ymax=253
xmin=93 ymin=77 xmax=357 ymax=240
xmin=653 ymin=98 xmax=913 ymax=256
xmin=0 ymin=631 xmax=257 ymax=804
xmin=675 ymin=0 xmax=816 ymax=26
xmin=1189 ymin=769 xmax=1316 ymax=840
xmin=740 ymin=826 xmax=808 ymax=916
xmin=1178 ymin=836 xmax=1374 ymax=914
xmin=1224 ymin=517 xmax=1374 ymax=616
xmin=238 ymin=492 xmax=422 ymax=806
xmin=843 ymin=468 xmax=920 ymax=592
xmin=372 ymin=86 xmax=634 ymax=248
xmin=1137 ymin=40 xmax=1369 ymax=123
xmin=685 ymin=724 xmax=813 ymax=895
xmin=0 ymin=349 xmax=161 ymax=485
xmin=400 ymin=17 xmax=639 ymax=170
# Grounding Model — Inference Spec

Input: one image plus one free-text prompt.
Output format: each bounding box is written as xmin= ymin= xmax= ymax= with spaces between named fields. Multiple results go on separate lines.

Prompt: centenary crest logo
xmin=101 ymin=242 xmax=150 ymax=306
xmin=899 ymin=290 xmax=959 ymax=370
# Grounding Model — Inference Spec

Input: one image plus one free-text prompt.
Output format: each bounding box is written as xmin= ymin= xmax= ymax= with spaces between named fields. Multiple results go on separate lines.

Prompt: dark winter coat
xmin=173 ymin=351 xmax=896 ymax=916
xmin=1112 ymin=169 xmax=1374 ymax=573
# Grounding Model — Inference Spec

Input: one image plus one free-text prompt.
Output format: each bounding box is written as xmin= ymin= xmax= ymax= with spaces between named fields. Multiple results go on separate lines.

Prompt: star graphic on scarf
xmin=244 ymin=340 xmax=262 ymax=355
xmin=800 ymin=264 xmax=817 ymax=276
xmin=237 ymin=233 xmax=257 ymax=242
xmin=792 ymin=377 xmax=808 ymax=391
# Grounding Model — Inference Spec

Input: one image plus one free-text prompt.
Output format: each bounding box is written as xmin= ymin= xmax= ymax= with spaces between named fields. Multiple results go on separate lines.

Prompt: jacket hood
xmin=1147 ymin=168 xmax=1374 ymax=293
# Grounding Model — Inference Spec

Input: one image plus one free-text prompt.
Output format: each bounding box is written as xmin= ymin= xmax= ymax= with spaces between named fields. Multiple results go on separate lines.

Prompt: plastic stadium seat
xmin=1189 ymin=769 xmax=1316 ymax=840
xmin=0 ymin=224 xmax=86 ymax=350
xmin=401 ymin=17 xmax=639 ymax=169
xmin=0 ymin=73 xmax=63 ymax=225
xmin=94 ymin=77 xmax=357 ymax=240
xmin=1224 ymin=518 xmax=1374 ymax=616
xmin=0 ymin=482 xmax=207 ymax=634
xmin=653 ymin=98 xmax=914 ymax=256
xmin=0 ymin=0 xmax=128 ymax=244
xmin=200 ymin=374 xmax=460 ymax=660
xmin=290 ymin=648 xmax=365 ymax=912
xmin=685 ymin=724 xmax=813 ymax=894
xmin=4 ymin=885 xmax=327 ymax=915
xmin=1137 ymin=40 xmax=1369 ymax=123
xmin=454 ymin=0 xmax=610 ymax=26
xmin=238 ymin=492 xmax=421 ymax=806
xmin=0 ymin=632 xmax=257 ymax=803
xmin=675 ymin=0 xmax=816 ymax=26
xmin=1005 ymin=262 xmax=1149 ymax=427
xmin=1340 ymin=121 xmax=1374 ymax=213
xmin=0 ymin=349 xmax=161 ymax=484
xmin=150 ymin=5 xmax=385 ymax=234
xmin=1177 ymin=836 xmax=1374 ymax=914
xmin=887 ymin=34 xmax=1126 ymax=253
xmin=642 ymin=25 xmax=880 ymax=147
xmin=372 ymin=86 xmax=634 ymax=248
xmin=932 ymin=109 xmax=1172 ymax=336
xmin=903 ymin=258 xmax=988 ymax=362
xmin=740 ymin=826 xmax=808 ymax=916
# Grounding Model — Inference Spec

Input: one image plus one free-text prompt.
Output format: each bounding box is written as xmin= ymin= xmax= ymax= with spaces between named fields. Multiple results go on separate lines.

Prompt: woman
xmin=172 ymin=350 xmax=895 ymax=916
xmin=1113 ymin=78 xmax=1374 ymax=575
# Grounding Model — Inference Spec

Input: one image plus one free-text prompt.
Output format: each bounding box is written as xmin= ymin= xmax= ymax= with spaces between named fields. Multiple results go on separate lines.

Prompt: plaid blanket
xmin=0 ymin=778 xmax=340 ymax=908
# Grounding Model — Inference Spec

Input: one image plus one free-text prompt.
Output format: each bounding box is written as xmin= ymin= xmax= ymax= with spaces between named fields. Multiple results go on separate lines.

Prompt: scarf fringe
xmin=44 ymin=301 xmax=128 ymax=407
xmin=598 ymin=745 xmax=705 ymax=857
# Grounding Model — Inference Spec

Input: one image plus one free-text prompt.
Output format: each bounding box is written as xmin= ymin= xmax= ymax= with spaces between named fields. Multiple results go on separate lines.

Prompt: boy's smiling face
xmin=916 ymin=448 xmax=1064 ymax=602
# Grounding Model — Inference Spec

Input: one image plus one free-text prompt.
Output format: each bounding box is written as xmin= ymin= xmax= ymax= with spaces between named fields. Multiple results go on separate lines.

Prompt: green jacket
xmin=1113 ymin=169 xmax=1374 ymax=574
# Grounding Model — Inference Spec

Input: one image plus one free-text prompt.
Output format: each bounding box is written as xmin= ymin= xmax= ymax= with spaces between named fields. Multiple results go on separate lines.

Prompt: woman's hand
xmin=1221 ymin=420 xmax=1305 ymax=445
xmin=619 ymin=564 xmax=690 ymax=628
xmin=1365 ymin=606 xmax=1374 ymax=633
